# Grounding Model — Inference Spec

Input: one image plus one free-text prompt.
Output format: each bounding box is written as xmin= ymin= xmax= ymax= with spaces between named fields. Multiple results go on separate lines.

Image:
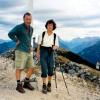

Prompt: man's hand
xmin=53 ymin=46 xmax=58 ymax=50
xmin=16 ymin=40 xmax=20 ymax=46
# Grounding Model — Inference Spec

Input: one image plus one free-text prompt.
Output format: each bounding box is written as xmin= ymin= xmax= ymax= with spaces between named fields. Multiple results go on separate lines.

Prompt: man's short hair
xmin=45 ymin=19 xmax=56 ymax=30
xmin=23 ymin=12 xmax=31 ymax=18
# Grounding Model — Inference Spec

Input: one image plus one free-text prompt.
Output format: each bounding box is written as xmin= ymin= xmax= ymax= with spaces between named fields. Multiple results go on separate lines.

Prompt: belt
xmin=40 ymin=46 xmax=53 ymax=52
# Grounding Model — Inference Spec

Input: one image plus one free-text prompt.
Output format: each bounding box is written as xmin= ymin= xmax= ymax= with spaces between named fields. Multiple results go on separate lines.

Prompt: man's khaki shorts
xmin=15 ymin=50 xmax=34 ymax=69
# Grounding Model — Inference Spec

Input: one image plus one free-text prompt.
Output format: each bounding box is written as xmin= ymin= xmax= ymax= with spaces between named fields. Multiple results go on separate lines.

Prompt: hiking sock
xmin=25 ymin=77 xmax=29 ymax=80
xmin=43 ymin=83 xmax=46 ymax=85
xmin=17 ymin=80 xmax=21 ymax=85
xmin=48 ymin=81 xmax=51 ymax=84
xmin=25 ymin=77 xmax=30 ymax=83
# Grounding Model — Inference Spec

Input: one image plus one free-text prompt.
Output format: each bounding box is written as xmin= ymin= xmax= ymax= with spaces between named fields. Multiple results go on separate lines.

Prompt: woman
xmin=36 ymin=19 xmax=59 ymax=94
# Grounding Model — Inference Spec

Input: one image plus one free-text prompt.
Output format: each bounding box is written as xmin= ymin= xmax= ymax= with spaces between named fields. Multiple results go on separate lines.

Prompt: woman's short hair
xmin=45 ymin=19 xmax=56 ymax=30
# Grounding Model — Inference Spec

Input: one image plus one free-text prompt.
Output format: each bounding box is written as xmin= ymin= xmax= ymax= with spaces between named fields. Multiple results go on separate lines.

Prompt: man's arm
xmin=8 ymin=26 xmax=19 ymax=42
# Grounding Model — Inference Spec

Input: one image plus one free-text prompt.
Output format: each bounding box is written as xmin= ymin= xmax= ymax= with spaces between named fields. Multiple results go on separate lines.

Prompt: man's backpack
xmin=41 ymin=31 xmax=56 ymax=46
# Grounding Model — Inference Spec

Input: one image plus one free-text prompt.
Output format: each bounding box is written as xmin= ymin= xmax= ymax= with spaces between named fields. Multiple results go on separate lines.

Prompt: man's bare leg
xmin=26 ymin=67 xmax=34 ymax=78
xmin=16 ymin=69 xmax=22 ymax=81
xmin=23 ymin=67 xmax=34 ymax=90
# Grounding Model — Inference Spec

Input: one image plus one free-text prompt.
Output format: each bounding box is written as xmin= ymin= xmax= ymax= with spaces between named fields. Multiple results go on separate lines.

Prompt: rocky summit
xmin=0 ymin=48 xmax=100 ymax=100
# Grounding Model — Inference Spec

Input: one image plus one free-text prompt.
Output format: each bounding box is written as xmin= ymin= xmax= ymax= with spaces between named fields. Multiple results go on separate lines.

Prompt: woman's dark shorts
xmin=40 ymin=46 xmax=54 ymax=78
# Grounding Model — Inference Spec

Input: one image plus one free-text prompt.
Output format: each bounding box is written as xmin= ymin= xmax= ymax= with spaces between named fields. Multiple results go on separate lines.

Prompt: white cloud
xmin=83 ymin=18 xmax=100 ymax=26
xmin=1 ymin=0 xmax=100 ymax=41
xmin=55 ymin=27 xmax=100 ymax=41
xmin=32 ymin=0 xmax=100 ymax=41
xmin=34 ymin=0 xmax=100 ymax=17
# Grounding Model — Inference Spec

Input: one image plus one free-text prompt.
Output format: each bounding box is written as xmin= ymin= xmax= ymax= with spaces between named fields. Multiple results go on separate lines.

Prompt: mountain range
xmin=79 ymin=41 xmax=100 ymax=65
xmin=60 ymin=37 xmax=100 ymax=53
xmin=0 ymin=37 xmax=100 ymax=65
xmin=0 ymin=39 xmax=15 ymax=54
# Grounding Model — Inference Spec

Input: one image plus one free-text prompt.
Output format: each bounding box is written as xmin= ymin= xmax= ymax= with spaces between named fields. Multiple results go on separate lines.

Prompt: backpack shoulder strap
xmin=53 ymin=33 xmax=56 ymax=46
xmin=41 ymin=31 xmax=45 ymax=45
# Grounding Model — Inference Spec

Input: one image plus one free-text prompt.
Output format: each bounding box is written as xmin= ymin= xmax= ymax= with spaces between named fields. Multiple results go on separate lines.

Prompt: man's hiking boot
xmin=42 ymin=84 xmax=47 ymax=94
xmin=47 ymin=82 xmax=51 ymax=92
xmin=23 ymin=81 xmax=34 ymax=91
xmin=16 ymin=83 xmax=25 ymax=93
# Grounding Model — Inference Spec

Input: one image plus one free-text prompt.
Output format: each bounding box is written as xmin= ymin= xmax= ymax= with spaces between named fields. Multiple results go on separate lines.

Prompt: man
xmin=36 ymin=19 xmax=59 ymax=94
xmin=8 ymin=12 xmax=34 ymax=93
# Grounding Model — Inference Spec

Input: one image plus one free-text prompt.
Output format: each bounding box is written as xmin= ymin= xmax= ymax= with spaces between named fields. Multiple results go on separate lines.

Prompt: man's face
xmin=23 ymin=15 xmax=32 ymax=26
xmin=47 ymin=23 xmax=53 ymax=31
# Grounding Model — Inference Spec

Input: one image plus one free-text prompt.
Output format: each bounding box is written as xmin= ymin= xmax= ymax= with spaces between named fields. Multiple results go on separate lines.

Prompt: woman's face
xmin=47 ymin=23 xmax=53 ymax=31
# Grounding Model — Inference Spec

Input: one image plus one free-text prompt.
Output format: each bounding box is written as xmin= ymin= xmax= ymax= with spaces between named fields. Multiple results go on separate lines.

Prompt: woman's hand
xmin=36 ymin=51 xmax=40 ymax=61
xmin=53 ymin=46 xmax=58 ymax=50
xmin=29 ymin=47 xmax=33 ymax=53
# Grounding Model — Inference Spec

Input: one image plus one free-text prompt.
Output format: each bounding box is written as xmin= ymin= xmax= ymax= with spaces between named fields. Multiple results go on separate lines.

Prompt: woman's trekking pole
xmin=53 ymin=50 xmax=57 ymax=89
xmin=59 ymin=64 xmax=70 ymax=95
xmin=54 ymin=50 xmax=70 ymax=95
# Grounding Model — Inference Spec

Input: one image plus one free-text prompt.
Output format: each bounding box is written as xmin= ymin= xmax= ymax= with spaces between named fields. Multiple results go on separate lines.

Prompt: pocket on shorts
xmin=15 ymin=50 xmax=27 ymax=69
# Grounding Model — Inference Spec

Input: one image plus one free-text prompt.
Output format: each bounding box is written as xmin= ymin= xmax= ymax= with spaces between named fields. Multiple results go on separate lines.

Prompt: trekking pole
xmin=59 ymin=64 xmax=70 ymax=95
xmin=54 ymin=50 xmax=70 ymax=95
xmin=53 ymin=50 xmax=57 ymax=89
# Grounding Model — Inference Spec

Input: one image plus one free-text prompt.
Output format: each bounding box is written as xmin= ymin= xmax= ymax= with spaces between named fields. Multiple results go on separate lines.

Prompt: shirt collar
xmin=46 ymin=31 xmax=54 ymax=36
xmin=23 ymin=23 xmax=30 ymax=30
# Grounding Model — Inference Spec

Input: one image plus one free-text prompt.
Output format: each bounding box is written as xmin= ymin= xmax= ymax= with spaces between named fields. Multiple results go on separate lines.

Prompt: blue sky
xmin=0 ymin=0 xmax=100 ymax=41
